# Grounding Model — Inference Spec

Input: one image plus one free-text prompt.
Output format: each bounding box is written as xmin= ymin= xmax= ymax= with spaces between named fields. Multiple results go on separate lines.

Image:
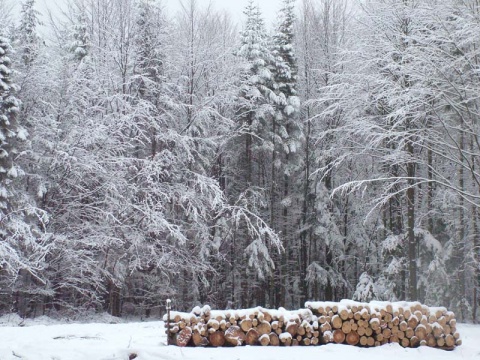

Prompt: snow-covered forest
xmin=1 ymin=0 xmax=480 ymax=322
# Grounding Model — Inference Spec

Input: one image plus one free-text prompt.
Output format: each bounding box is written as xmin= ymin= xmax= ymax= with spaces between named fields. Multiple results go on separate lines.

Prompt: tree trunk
xmin=407 ymin=141 xmax=417 ymax=300
xmin=458 ymin=127 xmax=466 ymax=319
xmin=107 ymin=280 xmax=121 ymax=317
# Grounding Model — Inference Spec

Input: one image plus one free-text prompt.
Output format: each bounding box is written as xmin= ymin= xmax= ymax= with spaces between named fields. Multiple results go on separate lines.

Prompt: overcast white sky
xmin=32 ymin=0 xmax=282 ymax=27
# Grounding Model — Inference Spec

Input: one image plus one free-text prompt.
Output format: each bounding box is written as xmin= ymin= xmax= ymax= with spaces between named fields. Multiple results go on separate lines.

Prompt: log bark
xmin=176 ymin=327 xmax=192 ymax=347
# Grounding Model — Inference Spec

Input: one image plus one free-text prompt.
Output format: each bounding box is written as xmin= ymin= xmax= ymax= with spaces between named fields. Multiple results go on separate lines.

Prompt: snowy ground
xmin=0 ymin=315 xmax=479 ymax=360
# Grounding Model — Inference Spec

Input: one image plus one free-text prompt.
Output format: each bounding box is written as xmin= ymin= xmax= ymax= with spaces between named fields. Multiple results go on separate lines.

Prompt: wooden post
xmin=166 ymin=299 xmax=172 ymax=345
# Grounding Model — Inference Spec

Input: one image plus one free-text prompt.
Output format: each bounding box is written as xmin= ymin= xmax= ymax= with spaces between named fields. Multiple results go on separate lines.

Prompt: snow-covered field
xmin=0 ymin=315 xmax=478 ymax=360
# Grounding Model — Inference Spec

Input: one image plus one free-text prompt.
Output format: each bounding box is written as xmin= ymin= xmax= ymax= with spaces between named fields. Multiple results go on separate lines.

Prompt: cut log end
xmin=209 ymin=331 xmax=225 ymax=347
xmin=269 ymin=332 xmax=280 ymax=346
xmin=245 ymin=328 xmax=259 ymax=346
xmin=259 ymin=334 xmax=270 ymax=346
xmin=225 ymin=326 xmax=245 ymax=347
xmin=346 ymin=331 xmax=360 ymax=346
xmin=333 ymin=329 xmax=346 ymax=344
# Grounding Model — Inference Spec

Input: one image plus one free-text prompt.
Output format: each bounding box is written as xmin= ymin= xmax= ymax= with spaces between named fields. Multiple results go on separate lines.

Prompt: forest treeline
xmin=0 ymin=0 xmax=479 ymax=322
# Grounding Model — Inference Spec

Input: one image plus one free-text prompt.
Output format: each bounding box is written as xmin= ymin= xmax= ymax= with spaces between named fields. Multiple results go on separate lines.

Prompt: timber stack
xmin=163 ymin=300 xmax=461 ymax=350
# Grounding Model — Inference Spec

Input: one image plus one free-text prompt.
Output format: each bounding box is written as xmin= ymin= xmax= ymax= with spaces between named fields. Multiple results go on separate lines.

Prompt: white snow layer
xmin=0 ymin=316 xmax=478 ymax=360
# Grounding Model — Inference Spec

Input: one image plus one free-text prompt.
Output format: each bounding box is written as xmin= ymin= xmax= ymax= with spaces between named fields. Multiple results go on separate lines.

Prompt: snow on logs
xmin=163 ymin=300 xmax=460 ymax=350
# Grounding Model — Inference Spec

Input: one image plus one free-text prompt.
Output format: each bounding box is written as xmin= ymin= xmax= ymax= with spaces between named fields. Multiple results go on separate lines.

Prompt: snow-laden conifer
xmin=70 ymin=11 xmax=89 ymax=62
xmin=272 ymin=0 xmax=302 ymax=158
xmin=0 ymin=33 xmax=22 ymax=213
xmin=134 ymin=0 xmax=165 ymax=98
xmin=353 ymin=272 xmax=377 ymax=302
xmin=18 ymin=0 xmax=42 ymax=66
xmin=236 ymin=0 xmax=276 ymax=159
xmin=0 ymin=32 xmax=51 ymax=316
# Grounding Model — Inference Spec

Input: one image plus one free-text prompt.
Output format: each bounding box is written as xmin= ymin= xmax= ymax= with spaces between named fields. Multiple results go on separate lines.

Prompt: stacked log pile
xmin=306 ymin=300 xmax=461 ymax=349
xmin=163 ymin=300 xmax=461 ymax=350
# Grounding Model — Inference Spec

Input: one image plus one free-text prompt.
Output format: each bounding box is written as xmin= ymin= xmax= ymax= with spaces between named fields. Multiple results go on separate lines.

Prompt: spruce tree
xmin=0 ymin=32 xmax=50 ymax=316
xmin=236 ymin=1 xmax=276 ymax=187
xmin=230 ymin=1 xmax=279 ymax=307
xmin=70 ymin=11 xmax=89 ymax=62
xmin=273 ymin=0 xmax=299 ymax=114
xmin=271 ymin=0 xmax=302 ymax=179
xmin=18 ymin=0 xmax=42 ymax=66
xmin=135 ymin=0 xmax=165 ymax=100
xmin=0 ymin=33 xmax=21 ymax=214
xmin=271 ymin=0 xmax=303 ymax=307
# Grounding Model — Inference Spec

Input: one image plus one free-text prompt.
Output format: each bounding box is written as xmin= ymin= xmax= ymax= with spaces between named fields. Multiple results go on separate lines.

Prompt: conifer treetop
xmin=19 ymin=0 xmax=42 ymax=66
